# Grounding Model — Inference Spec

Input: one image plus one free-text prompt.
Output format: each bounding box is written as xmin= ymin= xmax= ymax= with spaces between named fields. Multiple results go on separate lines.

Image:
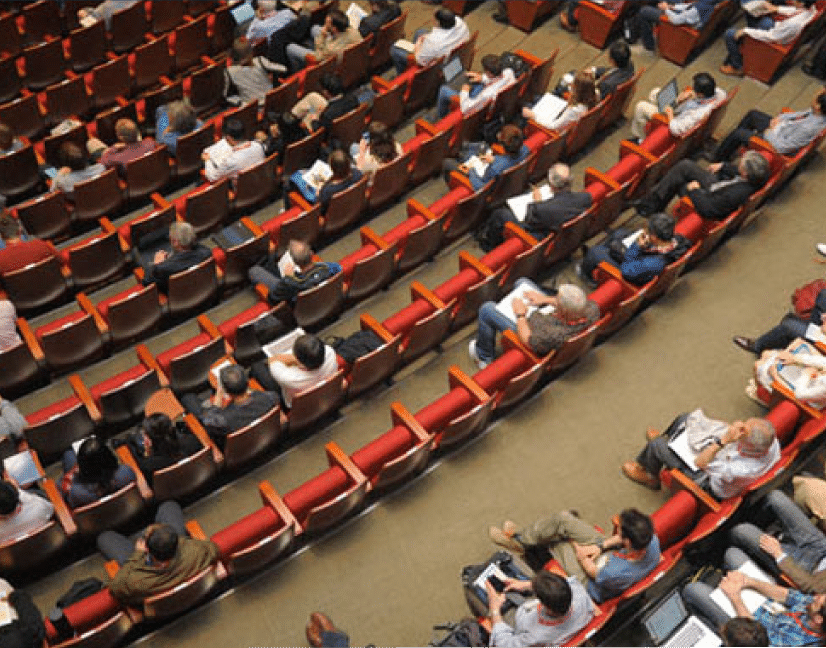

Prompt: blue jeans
xmin=723 ymin=28 xmax=744 ymax=70
xmin=390 ymin=28 xmax=428 ymax=75
xmin=436 ymin=83 xmax=483 ymax=119
xmin=754 ymin=314 xmax=809 ymax=354
xmin=682 ymin=547 xmax=751 ymax=630
xmin=636 ymin=5 xmax=663 ymax=50
xmin=474 ymin=277 xmax=539 ymax=363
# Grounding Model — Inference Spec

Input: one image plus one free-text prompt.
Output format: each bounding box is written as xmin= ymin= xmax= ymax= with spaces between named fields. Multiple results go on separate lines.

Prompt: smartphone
xmin=488 ymin=575 xmax=506 ymax=593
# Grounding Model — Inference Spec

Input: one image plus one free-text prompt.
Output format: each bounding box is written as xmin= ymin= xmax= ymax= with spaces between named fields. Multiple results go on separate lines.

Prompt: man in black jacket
xmin=634 ymin=151 xmax=770 ymax=221
xmin=734 ymin=288 xmax=826 ymax=354
xmin=248 ymin=239 xmax=343 ymax=305
xmin=141 ymin=222 xmax=212 ymax=294
xmin=0 ymin=578 xmax=44 ymax=648
xmin=358 ymin=0 xmax=401 ymax=37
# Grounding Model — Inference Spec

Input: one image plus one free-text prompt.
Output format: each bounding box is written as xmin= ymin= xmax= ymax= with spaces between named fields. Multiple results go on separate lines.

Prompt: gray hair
xmin=740 ymin=150 xmax=770 ymax=186
xmin=169 ymin=222 xmax=196 ymax=250
xmin=743 ymin=418 xmax=776 ymax=455
xmin=556 ymin=283 xmax=588 ymax=318
xmin=258 ymin=0 xmax=277 ymax=12
xmin=547 ymin=163 xmax=571 ymax=192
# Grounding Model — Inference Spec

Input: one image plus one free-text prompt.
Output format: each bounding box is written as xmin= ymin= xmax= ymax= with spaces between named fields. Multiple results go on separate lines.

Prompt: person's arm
xmin=108 ymin=551 xmax=146 ymax=607
xmin=619 ymin=243 xmax=666 ymax=285
xmin=512 ymin=298 xmax=533 ymax=347
xmin=573 ymin=541 xmax=602 ymax=579
xmin=486 ymin=581 xmax=533 ymax=648
xmin=695 ymin=420 xmax=746 ymax=470
xmin=719 ymin=572 xmax=755 ymax=619
xmin=760 ymin=533 xmax=826 ymax=593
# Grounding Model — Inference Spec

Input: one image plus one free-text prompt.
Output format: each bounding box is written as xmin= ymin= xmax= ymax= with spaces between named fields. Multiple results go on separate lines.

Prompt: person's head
xmin=369 ymin=0 xmax=390 ymax=13
xmin=498 ymin=124 xmax=524 ymax=159
xmin=609 ymin=40 xmax=631 ymax=70
xmin=532 ymin=571 xmax=573 ymax=617
xmin=76 ymin=436 xmax=119 ymax=487
xmin=293 ymin=334 xmax=326 ymax=370
xmin=328 ymin=149 xmax=352 ymax=181
xmin=141 ymin=413 xmax=180 ymax=458
xmin=367 ymin=120 xmax=397 ymax=163
xmin=288 ymin=239 xmax=313 ymax=270
xmin=434 ymin=7 xmax=456 ymax=29
xmin=169 ymin=221 xmax=196 ymax=251
xmin=0 ymin=122 xmax=14 ymax=150
xmin=618 ymin=508 xmax=654 ymax=550
xmin=230 ymin=37 xmax=254 ymax=65
xmin=115 ymin=119 xmax=140 ymax=144
xmin=692 ymin=72 xmax=716 ymax=99
xmin=721 ymin=617 xmax=769 ymax=646
xmin=738 ymin=151 xmax=771 ymax=187
xmin=647 ymin=212 xmax=676 ymax=244
xmin=220 ymin=364 xmax=249 ymax=397
xmin=738 ymin=418 xmax=776 ymax=456
xmin=58 ymin=142 xmax=89 ymax=171
xmin=166 ymin=99 xmax=198 ymax=135
xmin=277 ymin=110 xmax=304 ymax=141
xmin=223 ymin=117 xmax=247 ymax=144
xmin=547 ymin=163 xmax=571 ymax=192
xmin=256 ymin=0 xmax=277 ymax=18
xmin=480 ymin=54 xmax=503 ymax=79
xmin=327 ymin=8 xmax=349 ymax=33
xmin=319 ymin=72 xmax=344 ymax=99
xmin=556 ymin=284 xmax=590 ymax=320
xmin=0 ymin=480 xmax=20 ymax=516
xmin=145 ymin=524 xmax=179 ymax=563
xmin=813 ymin=88 xmax=826 ymax=115
xmin=571 ymin=70 xmax=599 ymax=109
xmin=0 ymin=212 xmax=22 ymax=243
xmin=795 ymin=0 xmax=818 ymax=8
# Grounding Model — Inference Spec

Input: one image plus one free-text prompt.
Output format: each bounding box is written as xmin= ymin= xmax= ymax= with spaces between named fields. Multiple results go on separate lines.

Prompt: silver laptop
xmin=643 ymin=590 xmax=722 ymax=648
xmin=656 ymin=77 xmax=680 ymax=113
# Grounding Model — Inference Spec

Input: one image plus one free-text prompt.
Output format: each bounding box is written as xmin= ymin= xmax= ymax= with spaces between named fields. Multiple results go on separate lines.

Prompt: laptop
xmin=643 ymin=590 xmax=722 ymax=648
xmin=656 ymin=77 xmax=680 ymax=113
xmin=442 ymin=56 xmax=468 ymax=91
xmin=213 ymin=221 xmax=255 ymax=250
xmin=230 ymin=1 xmax=255 ymax=25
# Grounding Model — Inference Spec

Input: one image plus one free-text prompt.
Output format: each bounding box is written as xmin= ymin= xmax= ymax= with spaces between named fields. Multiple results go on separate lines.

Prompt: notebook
xmin=263 ymin=327 xmax=306 ymax=358
xmin=531 ymin=93 xmax=569 ymax=125
xmin=657 ymin=78 xmax=680 ymax=113
xmin=4 ymin=451 xmax=41 ymax=487
xmin=230 ymin=1 xmax=255 ymax=25
xmin=506 ymin=185 xmax=553 ymax=222
xmin=495 ymin=282 xmax=555 ymax=322
xmin=709 ymin=559 xmax=774 ymax=618
xmin=643 ymin=589 xmax=722 ymax=647
xmin=213 ymin=221 xmax=255 ymax=250
xmin=442 ymin=56 xmax=466 ymax=89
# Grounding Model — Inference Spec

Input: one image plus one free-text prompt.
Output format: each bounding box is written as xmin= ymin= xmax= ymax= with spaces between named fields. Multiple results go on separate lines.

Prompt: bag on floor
xmin=792 ymin=278 xmax=826 ymax=319
xmin=429 ymin=619 xmax=489 ymax=647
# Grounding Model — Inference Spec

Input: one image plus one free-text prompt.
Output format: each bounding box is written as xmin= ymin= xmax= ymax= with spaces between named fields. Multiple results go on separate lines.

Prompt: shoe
xmin=816 ymin=243 xmax=826 ymax=257
xmin=622 ymin=461 xmax=661 ymax=490
xmin=489 ymin=525 xmax=525 ymax=553
xmin=802 ymin=63 xmax=824 ymax=78
xmin=732 ymin=336 xmax=757 ymax=354
xmin=492 ymin=11 xmax=509 ymax=24
xmin=632 ymin=198 xmax=657 ymax=217
xmin=719 ymin=64 xmax=744 ymax=77
xmin=645 ymin=428 xmax=661 ymax=442
xmin=624 ymin=136 xmax=641 ymax=146
xmin=306 ymin=612 xmax=336 ymax=648
xmin=560 ymin=12 xmax=577 ymax=32
xmin=468 ymin=340 xmax=489 ymax=369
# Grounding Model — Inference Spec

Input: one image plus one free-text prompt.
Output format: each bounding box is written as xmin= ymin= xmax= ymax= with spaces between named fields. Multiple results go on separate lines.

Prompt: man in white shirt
xmin=389 ymin=8 xmax=469 ymax=75
xmin=435 ymin=54 xmax=515 ymax=120
xmin=0 ymin=479 xmax=54 ymax=544
xmin=203 ymin=118 xmax=266 ymax=183
xmin=721 ymin=0 xmax=819 ymax=75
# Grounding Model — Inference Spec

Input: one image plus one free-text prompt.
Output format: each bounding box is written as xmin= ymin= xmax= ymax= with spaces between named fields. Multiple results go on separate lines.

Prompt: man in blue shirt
xmin=246 ymin=0 xmax=301 ymax=43
xmin=442 ymin=124 xmax=530 ymax=192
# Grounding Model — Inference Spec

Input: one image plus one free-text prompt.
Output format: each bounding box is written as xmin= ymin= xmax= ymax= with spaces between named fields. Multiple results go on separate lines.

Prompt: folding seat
xmin=0 ymin=502 xmax=73 ymax=573
xmin=231 ymin=154 xmax=277 ymax=213
xmin=741 ymin=9 xmax=824 ymax=83
xmin=109 ymin=0 xmax=149 ymax=53
xmin=402 ymin=61 xmax=444 ymax=116
xmin=281 ymin=128 xmax=325 ymax=177
xmin=147 ymin=328 xmax=226 ymax=396
xmin=489 ymin=331 xmax=548 ymax=410
xmin=23 ymin=379 xmax=100 ymax=458
xmin=0 ymin=93 xmax=46 ymax=139
xmin=336 ymin=36 xmax=372 ymax=89
xmin=576 ymin=1 xmax=630 ymax=48
xmin=301 ymin=56 xmax=337 ymax=97
xmin=22 ymin=38 xmax=66 ymax=91
xmin=564 ymin=101 xmax=605 ymax=159
xmin=44 ymin=76 xmax=93 ymax=127
xmin=0 ymin=335 xmax=46 ymax=398
xmin=281 ymin=441 xmax=368 ymax=533
xmin=89 ymin=55 xmax=130 ymax=111
xmin=222 ymin=404 xmax=282 ymax=470
xmin=216 ymin=226 xmax=270 ymax=289
xmin=496 ymin=225 xmax=544 ymax=291
xmin=179 ymin=177 xmax=230 ymax=235
xmin=26 ymin=307 xmax=107 ymax=374
xmin=15 ymin=190 xmax=72 ymax=241
xmin=63 ymin=230 xmax=129 ymax=290
xmin=316 ymin=174 xmax=369 ymax=236
xmin=366 ymin=149 xmax=415 ymax=211
xmin=487 ymin=152 xmax=535 ymax=210
xmin=68 ymin=21 xmax=108 ymax=72
xmin=0 ymin=13 xmax=23 ymax=59
xmin=546 ymin=316 xmax=607 ymax=375
xmin=219 ymin=100 xmax=260 ymax=141
xmin=434 ymin=368 xmax=494 ymax=448
xmin=327 ymin=102 xmax=370 ymax=148
xmin=343 ymin=229 xmax=397 ymax=302
xmin=505 ymin=0 xmax=559 ymax=31
xmin=143 ymin=82 xmax=184 ymax=134
xmin=408 ymin=127 xmax=452 ymax=186
xmin=89 ymin=360 xmax=163 ymax=428
xmin=292 ymin=271 xmax=345 ymax=329
xmin=43 ymin=122 xmax=89 ymax=168
xmin=544 ymin=210 xmax=589 ymax=266
xmin=0 ymin=56 xmax=23 ymax=105
xmin=449 ymin=253 xmax=505 ymax=329
xmin=583 ymin=168 xmax=624 ymax=238
xmin=486 ymin=75 xmax=527 ymax=124
xmin=396 ymin=283 xmax=457 ymax=363
xmin=43 ymin=589 xmax=131 ymax=648
xmin=286 ymin=370 xmax=346 ymax=433
xmin=94 ymin=101 xmax=138 ymax=146
xmin=133 ymin=35 xmax=173 ymax=93
xmin=2 ymin=255 xmax=70 ymax=314
xmin=152 ymin=0 xmax=185 ymax=34
xmin=657 ymin=0 xmax=736 ymax=65
xmin=267 ymin=203 xmax=323 ymax=251
xmin=441 ymin=181 xmax=491 ymax=242
xmin=188 ymin=62 xmax=225 ymax=115
xmin=369 ymin=77 xmax=406 ymax=129
xmin=22 ymin=1 xmax=62 ymax=41
xmin=598 ymin=68 xmax=642 ymax=131
xmin=117 ymin=202 xmax=175 ymax=247
xmin=172 ymin=121 xmax=215 ymax=179
xmin=263 ymin=76 xmax=300 ymax=118
xmin=165 ymin=257 xmax=220 ymax=319
xmin=344 ymin=314 xmax=402 ymax=397
xmin=125 ymin=146 xmax=171 ymax=203
xmin=174 ymin=14 xmax=209 ymax=73
xmin=96 ymin=283 xmax=163 ymax=347
xmin=395 ymin=202 xmax=443 ymax=274
xmin=0 ymin=144 xmax=41 ymax=206
xmin=72 ymin=168 xmax=124 ymax=225
xmin=210 ymin=3 xmax=235 ymax=56
xmin=592 ymin=264 xmax=651 ymax=338
xmin=368 ymin=9 xmax=406 ymax=71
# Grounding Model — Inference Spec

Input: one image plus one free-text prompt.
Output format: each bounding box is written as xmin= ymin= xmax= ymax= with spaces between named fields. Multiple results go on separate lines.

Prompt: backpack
xmin=429 ymin=619 xmax=489 ymax=647
xmin=332 ymin=330 xmax=384 ymax=364
xmin=793 ymin=279 xmax=826 ymax=319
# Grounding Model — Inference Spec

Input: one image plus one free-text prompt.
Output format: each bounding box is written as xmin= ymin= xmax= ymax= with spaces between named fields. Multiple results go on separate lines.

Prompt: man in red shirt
xmin=0 ymin=213 xmax=56 ymax=277
xmin=87 ymin=119 xmax=157 ymax=176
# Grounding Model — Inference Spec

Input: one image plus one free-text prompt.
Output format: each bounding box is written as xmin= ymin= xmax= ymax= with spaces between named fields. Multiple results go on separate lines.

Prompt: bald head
xmin=548 ymin=164 xmax=572 ymax=192
xmin=556 ymin=283 xmax=588 ymax=319
xmin=288 ymin=240 xmax=312 ymax=270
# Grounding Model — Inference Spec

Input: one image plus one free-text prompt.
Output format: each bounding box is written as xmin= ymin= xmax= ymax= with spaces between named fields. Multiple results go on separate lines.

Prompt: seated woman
xmin=524 ymin=70 xmax=599 ymax=132
xmin=748 ymin=339 xmax=826 ymax=408
xmin=255 ymin=110 xmax=305 ymax=159
xmin=128 ymin=413 xmax=201 ymax=484
xmin=155 ymin=99 xmax=202 ymax=156
xmin=51 ymin=142 xmax=106 ymax=200
xmin=61 ymin=436 xmax=136 ymax=509
xmin=443 ymin=124 xmax=530 ymax=192
xmin=0 ymin=299 xmax=20 ymax=351
xmin=290 ymin=150 xmax=363 ymax=213
xmin=351 ymin=121 xmax=403 ymax=181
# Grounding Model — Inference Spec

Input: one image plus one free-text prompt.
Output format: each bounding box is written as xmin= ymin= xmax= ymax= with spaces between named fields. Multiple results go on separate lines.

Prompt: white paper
xmin=204 ymin=139 xmax=233 ymax=167
xmin=346 ymin=3 xmax=367 ymax=27
xmin=775 ymin=340 xmax=819 ymax=392
xmin=495 ymin=283 xmax=554 ymax=323
xmin=506 ymin=185 xmax=554 ymax=222
xmin=668 ymin=430 xmax=702 ymax=472
xmin=71 ymin=437 xmax=91 ymax=455
xmin=393 ymin=38 xmax=415 ymax=53
xmin=805 ymin=323 xmax=826 ymax=344
xmin=465 ymin=152 xmax=490 ymax=177
xmin=743 ymin=0 xmax=774 ymax=16
xmin=263 ymin=327 xmax=305 ymax=358
xmin=277 ymin=250 xmax=296 ymax=277
xmin=709 ymin=560 xmax=774 ymax=618
xmin=531 ymin=93 xmax=569 ymax=125
xmin=301 ymin=160 xmax=333 ymax=192
xmin=472 ymin=562 xmax=510 ymax=592
xmin=622 ymin=228 xmax=644 ymax=248
xmin=0 ymin=600 xmax=16 ymax=627
xmin=4 ymin=451 xmax=41 ymax=487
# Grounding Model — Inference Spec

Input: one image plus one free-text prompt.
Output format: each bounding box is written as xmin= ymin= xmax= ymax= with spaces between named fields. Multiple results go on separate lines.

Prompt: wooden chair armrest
xmin=16 ymin=317 xmax=44 ymax=361
xmin=259 ymin=481 xmax=299 ymax=528
xmin=390 ymin=402 xmax=431 ymax=443
xmin=115 ymin=446 xmax=153 ymax=500
xmin=68 ymin=374 xmax=103 ymax=423
xmin=29 ymin=451 xmax=46 ymax=478
xmin=254 ymin=283 xmax=270 ymax=301
xmin=150 ymin=192 xmax=170 ymax=209
xmin=289 ymin=191 xmax=314 ymax=213
xmin=525 ymin=119 xmax=557 ymax=140
xmin=184 ymin=414 xmax=224 ymax=464
xmin=185 ymin=520 xmax=207 ymax=540
xmin=41 ymin=479 xmax=77 ymax=536
xmin=771 ymin=380 xmax=821 ymax=419
xmin=360 ymin=226 xmax=390 ymax=250
xmin=748 ymin=136 xmax=779 ymax=156
xmin=197 ymin=314 xmax=222 ymax=340
xmin=76 ymin=292 xmax=108 ymax=334
xmin=158 ymin=75 xmax=175 ymax=88
xmin=619 ymin=139 xmax=658 ymax=162
xmin=448 ymin=171 xmax=474 ymax=191
xmin=583 ymin=167 xmax=621 ymax=190
xmin=501 ymin=329 xmax=542 ymax=365
xmin=673 ymin=196 xmax=695 ymax=219
xmin=512 ymin=49 xmax=542 ymax=65
xmin=415 ymin=119 xmax=439 ymax=136
xmin=503 ymin=221 xmax=538 ymax=247
xmin=448 ymin=366 xmax=489 ymax=403
xmin=651 ymin=113 xmax=670 ymax=128
xmin=371 ymin=75 xmax=392 ymax=93
xmin=668 ymin=469 xmax=720 ymax=514
xmin=105 ymin=559 xmax=119 ymax=579
xmin=241 ymin=217 xmax=264 ymax=237
xmin=595 ymin=260 xmax=630 ymax=287
xmin=458 ymin=251 xmax=493 ymax=277
xmin=99 ymin=217 xmax=116 ymax=234
xmin=360 ymin=313 xmax=395 ymax=344
xmin=325 ymin=442 xmax=366 ymax=484
xmin=133 ymin=266 xmax=146 ymax=282
xmin=136 ymin=343 xmax=160 ymax=372
xmin=410 ymin=281 xmax=446 ymax=309
xmin=406 ymin=198 xmax=438 ymax=221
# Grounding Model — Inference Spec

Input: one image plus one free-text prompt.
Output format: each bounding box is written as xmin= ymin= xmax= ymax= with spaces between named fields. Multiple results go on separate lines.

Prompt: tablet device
xmin=657 ymin=78 xmax=679 ymax=113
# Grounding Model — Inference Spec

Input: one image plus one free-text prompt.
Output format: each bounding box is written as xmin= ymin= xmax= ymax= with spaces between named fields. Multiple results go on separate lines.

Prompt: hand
xmin=457 ymin=163 xmax=470 ymax=174
xmin=504 ymin=578 xmax=531 ymax=592
xmin=78 ymin=8 xmax=89 ymax=18
xmin=523 ymin=289 xmax=546 ymax=306
xmin=637 ymin=231 xmax=650 ymax=248
xmin=572 ymin=541 xmax=601 ymax=561
xmin=531 ymin=186 xmax=542 ymax=201
xmin=769 ymin=116 xmax=781 ymax=130
xmin=522 ymin=107 xmax=535 ymax=120
xmin=485 ymin=581 xmax=507 ymax=613
xmin=153 ymin=250 xmax=168 ymax=264
xmin=708 ymin=162 xmax=723 ymax=174
xmin=686 ymin=180 xmax=701 ymax=191
xmin=720 ymin=571 xmax=746 ymax=597
xmin=512 ymin=297 xmax=528 ymax=317
xmin=657 ymin=1 xmax=669 ymax=9
xmin=461 ymin=84 xmax=471 ymax=95
xmin=480 ymin=152 xmax=494 ymax=163
xmin=135 ymin=537 xmax=147 ymax=553
xmin=759 ymin=534 xmax=784 ymax=559
xmin=282 ymin=259 xmax=296 ymax=277
xmin=466 ymin=71 xmax=481 ymax=83
xmin=735 ymin=28 xmax=745 ymax=41
xmin=664 ymin=106 xmax=674 ymax=121
xmin=722 ymin=420 xmax=748 ymax=445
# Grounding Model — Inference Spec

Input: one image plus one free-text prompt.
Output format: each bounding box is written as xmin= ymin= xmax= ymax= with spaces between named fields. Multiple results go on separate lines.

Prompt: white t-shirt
xmin=268 ymin=345 xmax=339 ymax=407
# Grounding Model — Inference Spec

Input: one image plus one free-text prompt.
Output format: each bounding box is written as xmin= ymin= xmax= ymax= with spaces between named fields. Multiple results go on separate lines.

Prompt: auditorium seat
xmin=369 ymin=9 xmax=406 ymax=72
xmin=173 ymin=121 xmax=217 ymax=179
xmin=109 ymin=0 xmax=149 ymax=54
xmin=435 ymin=367 xmax=494 ymax=447
xmin=0 ymin=145 xmax=42 ymax=205
xmin=90 ymin=55 xmax=130 ymax=110
xmin=657 ymin=0 xmax=735 ymax=65
xmin=369 ymin=77 xmax=406 ymax=130
xmin=336 ymin=36 xmax=373 ymax=90
xmin=173 ymin=14 xmax=209 ymax=74
xmin=285 ymin=369 xmax=346 ymax=433
xmin=408 ymin=128 xmax=452 ymax=186
xmin=2 ymin=254 xmax=70 ymax=314
xmin=291 ymin=271 xmax=345 ymax=329
xmin=345 ymin=229 xmax=397 ymax=301
xmin=345 ymin=314 xmax=402 ymax=397
xmin=96 ymin=283 xmax=164 ymax=347
xmin=0 ymin=93 xmax=47 ymax=140
xmin=327 ymin=102 xmax=370 ymax=149
xmin=576 ymin=1 xmax=629 ymax=49
xmin=222 ymin=405 xmax=282 ymax=470
xmin=68 ymin=21 xmax=108 ymax=72
xmin=315 ymin=174 xmax=369 ymax=236
xmin=22 ymin=38 xmax=66 ymax=91
xmin=15 ymin=191 xmax=73 ymax=241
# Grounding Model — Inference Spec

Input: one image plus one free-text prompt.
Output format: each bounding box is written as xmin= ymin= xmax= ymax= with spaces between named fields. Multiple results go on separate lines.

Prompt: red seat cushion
xmin=155 ymin=332 xmax=212 ymax=373
xmin=211 ymin=506 xmax=282 ymax=557
xmin=383 ymin=213 xmax=426 ymax=246
xmin=26 ymin=395 xmax=81 ymax=425
xmin=642 ymin=124 xmax=676 ymax=158
xmin=651 ymin=490 xmax=698 ymax=550
xmin=283 ymin=466 xmax=350 ymax=522
xmin=339 ymin=245 xmax=378 ymax=278
xmin=415 ymin=387 xmax=474 ymax=432
xmin=382 ymin=300 xmax=434 ymax=337
xmin=89 ymin=364 xmax=149 ymax=405
xmin=351 ymin=427 xmax=416 ymax=477
xmin=608 ymin=153 xmax=647 ymax=186
xmin=261 ymin=205 xmax=302 ymax=237
xmin=430 ymin=185 xmax=472 ymax=217
xmin=675 ymin=212 xmax=705 ymax=242
xmin=766 ymin=400 xmax=802 ymax=446
xmin=35 ymin=311 xmax=87 ymax=343
xmin=217 ymin=302 xmax=270 ymax=346
xmin=588 ymin=280 xmax=625 ymax=314
xmin=481 ymin=237 xmax=528 ymax=272
xmin=97 ymin=284 xmax=146 ymax=320
xmin=474 ymin=349 xmax=534 ymax=395
xmin=433 ymin=268 xmax=482 ymax=305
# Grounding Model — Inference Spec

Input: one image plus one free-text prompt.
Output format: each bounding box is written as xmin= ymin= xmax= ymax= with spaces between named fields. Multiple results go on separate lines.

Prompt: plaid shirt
xmin=755 ymin=590 xmax=823 ymax=646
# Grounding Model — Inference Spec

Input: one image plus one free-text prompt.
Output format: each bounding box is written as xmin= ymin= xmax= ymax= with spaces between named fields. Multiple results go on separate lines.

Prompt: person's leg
xmin=580 ymin=244 xmax=616 ymax=281
xmin=723 ymin=546 xmax=752 ymax=571
xmin=436 ymin=84 xmax=459 ymax=119
xmin=180 ymin=392 xmax=205 ymax=416
xmin=723 ymin=28 xmax=743 ymax=70
xmin=682 ymin=582 xmax=732 ymax=630
xmin=291 ymin=92 xmax=327 ymax=120
xmin=631 ymin=100 xmax=658 ymax=140
xmin=764 ymin=490 xmax=826 ymax=572
xmin=475 ymin=301 xmax=517 ymax=364
xmin=155 ymin=500 xmax=187 ymax=536
xmin=248 ymin=266 xmax=281 ymax=292
xmin=730 ymin=522 xmax=779 ymax=575
xmin=713 ymin=110 xmax=771 ymax=162
xmin=519 ymin=511 xmax=606 ymax=581
xmin=636 ymin=6 xmax=663 ymax=51
xmin=390 ymin=44 xmax=410 ymax=74
xmin=286 ymin=42 xmax=314 ymax=71
xmin=647 ymin=160 xmax=715 ymax=210
xmin=635 ymin=436 xmax=683 ymax=477
xmin=250 ymin=360 xmax=281 ymax=395
xmin=97 ymin=531 xmax=136 ymax=565
xmin=754 ymin=315 xmax=808 ymax=353
xmin=479 ymin=206 xmax=519 ymax=251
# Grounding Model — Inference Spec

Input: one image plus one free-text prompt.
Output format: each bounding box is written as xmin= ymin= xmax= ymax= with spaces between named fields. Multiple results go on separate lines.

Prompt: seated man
xmin=0 ymin=577 xmax=45 ymax=648
xmin=622 ymin=414 xmax=780 ymax=496
xmin=485 ymin=570 xmax=596 ymax=647
xmin=97 ymin=501 xmax=220 ymax=607
xmin=731 ymin=489 xmax=826 ymax=592
xmin=443 ymin=124 xmax=530 ymax=193
xmin=480 ymin=164 xmax=593 ymax=251
xmin=180 ymin=365 xmax=279 ymax=450
xmin=630 ymin=0 xmax=724 ymax=52
xmin=683 ymin=546 xmax=826 ymax=646
xmin=285 ymin=7 xmax=361 ymax=72
xmin=489 ymin=508 xmax=660 ymax=604
xmin=435 ymin=54 xmax=516 ymax=120
xmin=357 ymin=0 xmax=401 ymax=38
xmin=0 ymin=479 xmax=54 ymax=545
xmin=720 ymin=0 xmax=819 ymax=76
xmin=389 ymin=8 xmax=469 ymax=75
xmin=204 ymin=117 xmax=266 ymax=183
xmin=290 ymin=72 xmax=358 ymax=133
xmin=52 ymin=142 xmax=107 ymax=200
xmin=140 ymin=222 xmax=212 ymax=295
xmin=246 ymin=0 xmax=302 ymax=44
xmin=87 ymin=119 xmax=157 ymax=176
xmin=634 ymin=150 xmax=771 ymax=221
xmin=714 ymin=88 xmax=826 ymax=161
xmin=249 ymin=333 xmax=339 ymax=409
xmin=248 ymin=239 xmax=342 ymax=305
xmin=631 ymin=72 xmax=725 ymax=141
xmin=0 ymin=212 xmax=57 ymax=278
xmin=224 ymin=38 xmax=276 ymax=106
xmin=579 ymin=212 xmax=690 ymax=286
xmin=469 ymin=279 xmax=599 ymax=369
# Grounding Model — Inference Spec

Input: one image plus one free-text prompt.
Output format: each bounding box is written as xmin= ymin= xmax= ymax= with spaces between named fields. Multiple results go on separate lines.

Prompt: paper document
xmin=667 ymin=430 xmax=703 ymax=472
xmin=464 ymin=152 xmax=491 ymax=177
xmin=4 ymin=451 xmax=41 ymax=487
xmin=622 ymin=228 xmax=644 ymax=248
xmin=394 ymin=38 xmax=415 ymax=53
xmin=472 ymin=562 xmax=510 ymax=592
xmin=805 ymin=323 xmax=826 ymax=344
xmin=709 ymin=560 xmax=774 ymax=618
xmin=495 ymin=283 xmax=555 ymax=323
xmin=775 ymin=340 xmax=819 ymax=392
xmin=743 ymin=0 xmax=775 ymax=16
xmin=531 ymin=93 xmax=569 ymax=125
xmin=301 ymin=160 xmax=333 ymax=192
xmin=346 ymin=3 xmax=367 ymax=27
xmin=277 ymin=250 xmax=296 ymax=277
xmin=263 ymin=328 xmax=306 ymax=358
xmin=506 ymin=185 xmax=553 ymax=222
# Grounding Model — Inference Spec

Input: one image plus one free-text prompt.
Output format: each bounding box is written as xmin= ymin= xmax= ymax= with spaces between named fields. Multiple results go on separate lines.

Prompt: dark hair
xmin=370 ymin=0 xmax=390 ymax=10
xmin=480 ymin=54 xmax=503 ymax=78
xmin=533 ymin=571 xmax=573 ymax=616
xmin=220 ymin=364 xmax=249 ymax=396
xmin=293 ymin=334 xmax=325 ymax=370
xmin=0 ymin=480 xmax=19 ymax=515
xmin=146 ymin=525 xmax=179 ymax=562
xmin=223 ymin=118 xmax=246 ymax=142
xmin=721 ymin=617 xmax=769 ymax=646
xmin=571 ymin=70 xmax=599 ymax=109
xmin=609 ymin=40 xmax=631 ymax=69
xmin=328 ymin=8 xmax=349 ymax=32
xmin=367 ymin=121 xmax=397 ymax=164
xmin=692 ymin=72 xmax=716 ymax=99
xmin=276 ymin=110 xmax=305 ymax=144
xmin=648 ymin=212 xmax=676 ymax=242
xmin=142 ymin=413 xmax=184 ymax=460
xmin=435 ymin=7 xmax=456 ymax=29
xmin=76 ymin=436 xmax=119 ymax=489
xmin=499 ymin=124 xmax=524 ymax=158
xmin=619 ymin=508 xmax=654 ymax=550
xmin=817 ymin=91 xmax=826 ymax=115
xmin=0 ymin=122 xmax=13 ymax=150
xmin=0 ymin=212 xmax=20 ymax=241
xmin=58 ymin=142 xmax=88 ymax=171
xmin=328 ymin=149 xmax=352 ymax=181
xmin=230 ymin=37 xmax=253 ymax=64
xmin=319 ymin=72 xmax=344 ymax=98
